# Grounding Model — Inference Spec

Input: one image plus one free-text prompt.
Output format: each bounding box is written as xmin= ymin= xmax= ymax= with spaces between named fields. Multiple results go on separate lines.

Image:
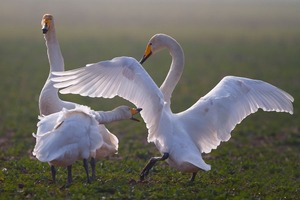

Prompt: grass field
xmin=0 ymin=0 xmax=299 ymax=199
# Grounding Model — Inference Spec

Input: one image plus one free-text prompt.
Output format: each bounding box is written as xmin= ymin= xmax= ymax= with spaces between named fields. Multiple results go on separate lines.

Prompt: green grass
xmin=1 ymin=1 xmax=300 ymax=199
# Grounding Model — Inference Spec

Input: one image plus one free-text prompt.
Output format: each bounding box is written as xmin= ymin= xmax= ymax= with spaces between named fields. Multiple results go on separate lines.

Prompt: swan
xmin=33 ymin=105 xmax=142 ymax=184
xmin=51 ymin=34 xmax=294 ymax=182
xmin=38 ymin=14 xmax=142 ymax=183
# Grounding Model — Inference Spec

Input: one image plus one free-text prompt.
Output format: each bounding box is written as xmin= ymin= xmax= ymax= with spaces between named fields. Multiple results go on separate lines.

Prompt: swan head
xmin=114 ymin=106 xmax=142 ymax=122
xmin=41 ymin=14 xmax=53 ymax=34
xmin=140 ymin=34 xmax=177 ymax=64
xmin=129 ymin=107 xmax=143 ymax=122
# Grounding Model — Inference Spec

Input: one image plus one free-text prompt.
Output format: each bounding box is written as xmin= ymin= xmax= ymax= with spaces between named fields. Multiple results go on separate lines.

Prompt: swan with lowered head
xmin=37 ymin=14 xmax=142 ymax=183
xmin=51 ymin=34 xmax=293 ymax=182
xmin=33 ymin=105 xmax=142 ymax=184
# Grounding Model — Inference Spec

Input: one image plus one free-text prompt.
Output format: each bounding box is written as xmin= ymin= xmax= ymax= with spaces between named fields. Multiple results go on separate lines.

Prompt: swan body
xmin=51 ymin=34 xmax=294 ymax=181
xmin=33 ymin=106 xmax=102 ymax=167
xmin=36 ymin=14 xmax=141 ymax=183
xmin=33 ymin=105 xmax=141 ymax=165
xmin=32 ymin=105 xmax=141 ymax=183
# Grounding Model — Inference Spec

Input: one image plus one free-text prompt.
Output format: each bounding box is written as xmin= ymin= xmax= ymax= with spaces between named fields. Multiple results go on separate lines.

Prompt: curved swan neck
xmin=39 ymin=85 xmax=62 ymax=115
xmin=159 ymin=36 xmax=185 ymax=104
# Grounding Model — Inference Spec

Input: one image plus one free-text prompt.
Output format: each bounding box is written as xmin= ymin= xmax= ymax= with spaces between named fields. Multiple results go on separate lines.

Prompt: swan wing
xmin=179 ymin=76 xmax=294 ymax=153
xmin=52 ymin=56 xmax=165 ymax=138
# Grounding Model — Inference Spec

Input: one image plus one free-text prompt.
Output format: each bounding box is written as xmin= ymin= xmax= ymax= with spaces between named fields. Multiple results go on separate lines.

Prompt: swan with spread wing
xmin=52 ymin=34 xmax=293 ymax=181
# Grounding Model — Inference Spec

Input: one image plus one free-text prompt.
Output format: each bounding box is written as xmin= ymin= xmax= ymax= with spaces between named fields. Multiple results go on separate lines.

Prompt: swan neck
xmin=39 ymin=21 xmax=64 ymax=115
xmin=39 ymin=82 xmax=62 ymax=115
xmin=160 ymin=39 xmax=185 ymax=103
xmin=44 ymin=23 xmax=64 ymax=74
xmin=95 ymin=109 xmax=129 ymax=124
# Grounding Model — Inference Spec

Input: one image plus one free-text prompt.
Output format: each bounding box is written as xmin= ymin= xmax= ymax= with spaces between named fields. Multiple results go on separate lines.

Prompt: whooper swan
xmin=37 ymin=14 xmax=141 ymax=183
xmin=51 ymin=34 xmax=293 ymax=181
xmin=33 ymin=105 xmax=141 ymax=184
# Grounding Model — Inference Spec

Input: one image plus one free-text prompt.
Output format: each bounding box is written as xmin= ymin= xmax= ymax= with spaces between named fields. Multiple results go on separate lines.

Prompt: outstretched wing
xmin=52 ymin=56 xmax=165 ymax=137
xmin=178 ymin=76 xmax=294 ymax=153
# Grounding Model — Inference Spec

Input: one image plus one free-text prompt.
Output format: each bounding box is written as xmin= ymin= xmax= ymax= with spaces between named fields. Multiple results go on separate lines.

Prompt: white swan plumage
xmin=32 ymin=105 xmax=141 ymax=183
xmin=33 ymin=106 xmax=102 ymax=183
xmin=35 ymin=14 xmax=141 ymax=183
xmin=51 ymin=34 xmax=293 ymax=181
xmin=39 ymin=14 xmax=75 ymax=115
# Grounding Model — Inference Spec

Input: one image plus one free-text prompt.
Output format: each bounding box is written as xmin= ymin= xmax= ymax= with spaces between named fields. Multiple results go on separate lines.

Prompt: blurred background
xmin=0 ymin=0 xmax=299 ymax=147
xmin=0 ymin=0 xmax=299 ymax=198
xmin=1 ymin=0 xmax=299 ymax=149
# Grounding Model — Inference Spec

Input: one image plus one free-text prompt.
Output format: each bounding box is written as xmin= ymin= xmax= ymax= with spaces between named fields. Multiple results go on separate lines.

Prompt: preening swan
xmin=37 ymin=14 xmax=142 ymax=183
xmin=33 ymin=105 xmax=142 ymax=184
xmin=51 ymin=34 xmax=293 ymax=181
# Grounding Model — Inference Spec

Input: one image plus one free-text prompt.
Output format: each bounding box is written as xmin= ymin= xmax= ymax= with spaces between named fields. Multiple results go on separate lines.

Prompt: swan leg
xmin=190 ymin=172 xmax=197 ymax=182
xmin=67 ymin=165 xmax=72 ymax=184
xmin=83 ymin=159 xmax=91 ymax=183
xmin=90 ymin=157 xmax=96 ymax=180
xmin=140 ymin=153 xmax=169 ymax=181
xmin=50 ymin=165 xmax=56 ymax=183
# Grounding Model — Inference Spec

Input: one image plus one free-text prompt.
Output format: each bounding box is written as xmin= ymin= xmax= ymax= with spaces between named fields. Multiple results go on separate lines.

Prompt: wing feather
xmin=178 ymin=76 xmax=293 ymax=153
xmin=52 ymin=56 xmax=165 ymax=138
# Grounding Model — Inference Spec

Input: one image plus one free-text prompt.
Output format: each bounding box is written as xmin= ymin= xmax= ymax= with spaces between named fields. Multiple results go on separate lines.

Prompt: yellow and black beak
xmin=130 ymin=108 xmax=142 ymax=122
xmin=140 ymin=43 xmax=152 ymax=64
xmin=42 ymin=19 xmax=50 ymax=34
